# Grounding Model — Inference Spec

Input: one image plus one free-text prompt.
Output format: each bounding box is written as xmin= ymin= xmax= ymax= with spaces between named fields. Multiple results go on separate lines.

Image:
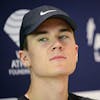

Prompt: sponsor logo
xmin=8 ymin=51 xmax=30 ymax=76
xmin=4 ymin=9 xmax=29 ymax=47
xmin=86 ymin=17 xmax=100 ymax=62
xmin=40 ymin=10 xmax=56 ymax=16
xmin=3 ymin=9 xmax=30 ymax=76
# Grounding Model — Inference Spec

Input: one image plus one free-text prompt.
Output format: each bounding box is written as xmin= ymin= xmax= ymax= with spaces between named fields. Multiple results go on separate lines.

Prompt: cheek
xmin=66 ymin=46 xmax=78 ymax=71
xmin=27 ymin=41 xmax=50 ymax=74
xmin=40 ymin=42 xmax=50 ymax=48
xmin=68 ymin=46 xmax=78 ymax=62
xmin=29 ymin=48 xmax=47 ymax=68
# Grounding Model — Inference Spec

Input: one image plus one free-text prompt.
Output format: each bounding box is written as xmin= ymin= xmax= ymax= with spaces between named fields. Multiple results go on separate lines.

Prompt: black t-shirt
xmin=18 ymin=93 xmax=93 ymax=100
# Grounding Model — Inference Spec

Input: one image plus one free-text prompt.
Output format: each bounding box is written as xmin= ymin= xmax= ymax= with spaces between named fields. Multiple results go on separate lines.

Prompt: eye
xmin=59 ymin=35 xmax=69 ymax=40
xmin=38 ymin=37 xmax=49 ymax=42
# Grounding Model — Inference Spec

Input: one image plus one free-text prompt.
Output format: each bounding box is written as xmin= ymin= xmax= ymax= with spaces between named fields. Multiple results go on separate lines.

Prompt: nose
xmin=51 ymin=40 xmax=64 ymax=51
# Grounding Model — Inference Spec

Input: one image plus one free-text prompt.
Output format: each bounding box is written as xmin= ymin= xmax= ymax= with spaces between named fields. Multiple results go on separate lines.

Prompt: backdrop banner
xmin=0 ymin=0 xmax=100 ymax=99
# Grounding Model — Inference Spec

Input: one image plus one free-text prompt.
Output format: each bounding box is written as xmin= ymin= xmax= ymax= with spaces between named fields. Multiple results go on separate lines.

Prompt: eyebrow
xmin=59 ymin=28 xmax=72 ymax=33
xmin=32 ymin=30 xmax=48 ymax=36
xmin=31 ymin=28 xmax=72 ymax=36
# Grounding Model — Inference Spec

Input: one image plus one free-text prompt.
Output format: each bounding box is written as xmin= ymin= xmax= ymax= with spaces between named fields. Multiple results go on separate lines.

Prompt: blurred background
xmin=0 ymin=0 xmax=100 ymax=99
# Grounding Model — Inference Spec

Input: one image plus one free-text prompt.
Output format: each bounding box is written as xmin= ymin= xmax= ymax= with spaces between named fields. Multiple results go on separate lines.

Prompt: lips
xmin=50 ymin=55 xmax=66 ymax=61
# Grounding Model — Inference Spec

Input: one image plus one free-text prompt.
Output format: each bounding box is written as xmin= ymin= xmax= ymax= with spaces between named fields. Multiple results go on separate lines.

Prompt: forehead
xmin=36 ymin=17 xmax=72 ymax=29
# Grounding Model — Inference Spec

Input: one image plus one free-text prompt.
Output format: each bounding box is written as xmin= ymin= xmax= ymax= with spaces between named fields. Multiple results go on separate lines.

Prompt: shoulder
xmin=18 ymin=93 xmax=94 ymax=100
xmin=69 ymin=93 xmax=94 ymax=100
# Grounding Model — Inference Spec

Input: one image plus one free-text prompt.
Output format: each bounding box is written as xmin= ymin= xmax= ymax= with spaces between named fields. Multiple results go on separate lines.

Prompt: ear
xmin=18 ymin=50 xmax=31 ymax=68
xmin=75 ymin=44 xmax=79 ymax=63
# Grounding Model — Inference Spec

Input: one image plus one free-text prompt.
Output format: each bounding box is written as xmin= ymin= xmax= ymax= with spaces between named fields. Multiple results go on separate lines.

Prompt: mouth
xmin=50 ymin=56 xmax=66 ymax=61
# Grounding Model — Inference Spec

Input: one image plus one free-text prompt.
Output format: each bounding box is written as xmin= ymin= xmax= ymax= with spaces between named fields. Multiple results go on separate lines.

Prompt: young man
xmin=18 ymin=5 xmax=93 ymax=100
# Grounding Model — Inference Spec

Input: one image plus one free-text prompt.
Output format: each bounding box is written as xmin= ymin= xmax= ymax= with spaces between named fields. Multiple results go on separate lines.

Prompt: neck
xmin=26 ymin=75 xmax=69 ymax=100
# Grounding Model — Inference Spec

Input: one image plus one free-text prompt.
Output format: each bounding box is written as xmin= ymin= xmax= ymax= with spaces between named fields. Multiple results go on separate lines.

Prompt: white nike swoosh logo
xmin=40 ymin=10 xmax=57 ymax=16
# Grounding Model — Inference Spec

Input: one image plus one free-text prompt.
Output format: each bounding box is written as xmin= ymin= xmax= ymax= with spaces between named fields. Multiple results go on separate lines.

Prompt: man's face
xmin=25 ymin=18 xmax=78 ymax=78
